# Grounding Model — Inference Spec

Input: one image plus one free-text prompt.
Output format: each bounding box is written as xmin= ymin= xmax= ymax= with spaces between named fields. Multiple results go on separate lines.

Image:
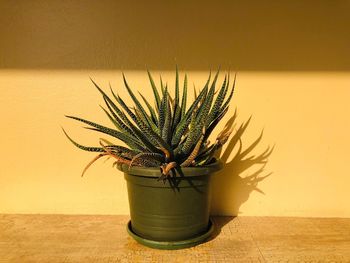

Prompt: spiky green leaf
xmin=162 ymin=98 xmax=172 ymax=144
xmin=147 ymin=70 xmax=161 ymax=109
xmin=171 ymin=76 xmax=210 ymax=146
xmin=62 ymin=128 xmax=104 ymax=152
xmin=138 ymin=91 xmax=159 ymax=126
xmin=65 ymin=115 xmax=145 ymax=151
xmin=158 ymin=86 xmax=167 ymax=133
xmin=181 ymin=74 xmax=188 ymax=118
xmin=206 ymin=75 xmax=227 ymax=126
xmin=220 ymin=73 xmax=236 ymax=113
xmin=117 ymin=95 xmax=173 ymax=156
xmin=122 ymin=73 xmax=154 ymax=129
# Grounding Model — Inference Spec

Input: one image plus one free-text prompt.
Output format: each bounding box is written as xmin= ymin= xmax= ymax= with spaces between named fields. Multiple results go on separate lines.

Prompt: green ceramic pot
xmin=117 ymin=161 xmax=222 ymax=249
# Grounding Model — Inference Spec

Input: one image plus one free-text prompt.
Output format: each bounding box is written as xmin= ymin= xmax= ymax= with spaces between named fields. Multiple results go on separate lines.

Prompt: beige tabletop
xmin=1 ymin=215 xmax=349 ymax=262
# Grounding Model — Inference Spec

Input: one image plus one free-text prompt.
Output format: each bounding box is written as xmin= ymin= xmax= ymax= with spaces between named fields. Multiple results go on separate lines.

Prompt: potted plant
xmin=63 ymin=69 xmax=235 ymax=249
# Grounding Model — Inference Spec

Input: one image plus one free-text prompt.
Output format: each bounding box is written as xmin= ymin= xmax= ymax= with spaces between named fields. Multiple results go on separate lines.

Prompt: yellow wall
xmin=1 ymin=1 xmax=350 ymax=217
xmin=1 ymin=70 xmax=350 ymax=217
xmin=1 ymin=0 xmax=350 ymax=71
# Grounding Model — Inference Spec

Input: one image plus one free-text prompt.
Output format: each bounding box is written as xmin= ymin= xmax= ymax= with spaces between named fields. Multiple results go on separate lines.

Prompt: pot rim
xmin=116 ymin=160 xmax=223 ymax=177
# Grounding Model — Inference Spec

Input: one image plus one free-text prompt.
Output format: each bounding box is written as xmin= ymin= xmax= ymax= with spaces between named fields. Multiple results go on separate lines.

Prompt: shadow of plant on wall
xmin=211 ymin=112 xmax=274 ymax=216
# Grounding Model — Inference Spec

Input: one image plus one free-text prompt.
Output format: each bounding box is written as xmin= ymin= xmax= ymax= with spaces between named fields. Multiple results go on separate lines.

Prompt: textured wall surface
xmin=1 ymin=70 xmax=350 ymax=217
xmin=0 ymin=0 xmax=350 ymax=70
xmin=1 ymin=1 xmax=350 ymax=217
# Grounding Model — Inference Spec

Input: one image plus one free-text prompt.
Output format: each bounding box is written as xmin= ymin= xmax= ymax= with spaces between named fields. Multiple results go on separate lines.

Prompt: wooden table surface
xmin=0 ymin=215 xmax=349 ymax=262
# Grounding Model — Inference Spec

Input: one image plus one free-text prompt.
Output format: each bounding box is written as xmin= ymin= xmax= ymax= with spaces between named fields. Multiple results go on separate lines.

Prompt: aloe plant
xmin=63 ymin=69 xmax=236 ymax=179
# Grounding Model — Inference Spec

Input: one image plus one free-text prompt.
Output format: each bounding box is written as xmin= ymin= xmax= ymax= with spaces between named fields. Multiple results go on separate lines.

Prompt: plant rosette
xmin=63 ymin=69 xmax=235 ymax=249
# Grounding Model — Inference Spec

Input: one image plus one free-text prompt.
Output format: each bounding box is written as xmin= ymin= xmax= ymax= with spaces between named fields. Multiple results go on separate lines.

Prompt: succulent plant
xmin=63 ymin=69 xmax=235 ymax=180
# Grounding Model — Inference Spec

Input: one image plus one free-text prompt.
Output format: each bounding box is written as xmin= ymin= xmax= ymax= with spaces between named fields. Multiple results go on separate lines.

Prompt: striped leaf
xmin=117 ymin=94 xmax=173 ymax=156
xmin=62 ymin=128 xmax=104 ymax=152
xmin=102 ymin=97 xmax=136 ymax=138
xmin=138 ymin=91 xmax=159 ymax=127
xmin=130 ymin=152 xmax=164 ymax=167
xmin=122 ymin=74 xmax=154 ymax=129
xmin=196 ymin=69 xmax=220 ymax=125
xmin=206 ymin=75 xmax=228 ymax=126
xmin=158 ymin=86 xmax=167 ymax=133
xmin=147 ymin=70 xmax=161 ymax=109
xmin=116 ymin=96 xmax=161 ymax=153
xmin=65 ymin=115 xmax=145 ymax=151
xmin=220 ymin=73 xmax=236 ymax=113
xmin=181 ymin=128 xmax=205 ymax=167
xmin=203 ymin=106 xmax=230 ymax=143
xmin=171 ymin=76 xmax=210 ymax=146
xmin=180 ymin=74 xmax=188 ymax=118
xmin=162 ymin=98 xmax=172 ymax=144
xmin=64 ymin=70 xmax=239 ymax=178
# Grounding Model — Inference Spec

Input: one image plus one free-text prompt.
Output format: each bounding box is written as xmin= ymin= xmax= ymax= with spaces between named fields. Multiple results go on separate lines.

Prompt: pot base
xmin=126 ymin=219 xmax=215 ymax=250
